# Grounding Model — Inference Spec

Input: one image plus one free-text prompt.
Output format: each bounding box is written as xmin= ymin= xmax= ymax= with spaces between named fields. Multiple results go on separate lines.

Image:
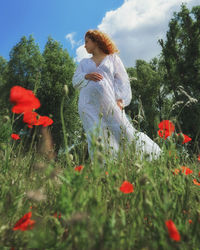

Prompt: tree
xmin=159 ymin=4 xmax=200 ymax=151
xmin=38 ymin=37 xmax=82 ymax=151
xmin=7 ymin=35 xmax=44 ymax=92
xmin=127 ymin=59 xmax=161 ymax=138
xmin=0 ymin=56 xmax=8 ymax=115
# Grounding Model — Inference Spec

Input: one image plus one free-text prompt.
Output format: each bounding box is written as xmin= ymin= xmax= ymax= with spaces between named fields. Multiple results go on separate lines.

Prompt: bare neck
xmin=92 ymin=48 xmax=107 ymax=59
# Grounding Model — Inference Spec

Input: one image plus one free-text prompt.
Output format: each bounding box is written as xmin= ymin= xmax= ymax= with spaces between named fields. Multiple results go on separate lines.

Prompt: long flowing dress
xmin=72 ymin=53 xmax=161 ymax=161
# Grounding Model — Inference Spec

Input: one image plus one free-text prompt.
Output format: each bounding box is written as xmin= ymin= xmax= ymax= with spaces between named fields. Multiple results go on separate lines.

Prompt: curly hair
xmin=85 ymin=29 xmax=119 ymax=55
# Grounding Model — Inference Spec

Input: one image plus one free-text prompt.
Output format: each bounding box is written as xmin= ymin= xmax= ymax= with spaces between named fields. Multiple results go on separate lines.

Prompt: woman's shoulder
xmin=79 ymin=57 xmax=92 ymax=65
xmin=110 ymin=53 xmax=120 ymax=59
xmin=109 ymin=53 xmax=121 ymax=63
xmin=79 ymin=57 xmax=89 ymax=63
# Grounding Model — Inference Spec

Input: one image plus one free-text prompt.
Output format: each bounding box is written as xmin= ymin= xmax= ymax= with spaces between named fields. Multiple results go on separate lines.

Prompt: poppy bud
xmin=69 ymin=154 xmax=73 ymax=161
xmin=99 ymin=112 xmax=103 ymax=119
xmin=0 ymin=143 xmax=7 ymax=150
xmin=135 ymin=163 xmax=143 ymax=173
xmin=97 ymin=152 xmax=104 ymax=164
xmin=3 ymin=115 xmax=10 ymax=123
xmin=178 ymin=133 xmax=184 ymax=144
xmin=100 ymin=144 xmax=105 ymax=152
xmin=64 ymin=85 xmax=69 ymax=96
xmin=139 ymin=174 xmax=149 ymax=185
xmin=97 ymin=136 xmax=102 ymax=143
xmin=174 ymin=133 xmax=179 ymax=142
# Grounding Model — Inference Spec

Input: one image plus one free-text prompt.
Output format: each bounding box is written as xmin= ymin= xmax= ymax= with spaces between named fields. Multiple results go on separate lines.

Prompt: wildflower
xmin=11 ymin=133 xmax=20 ymax=140
xmin=158 ymin=120 xmax=175 ymax=139
xmin=188 ymin=219 xmax=192 ymax=224
xmin=177 ymin=134 xmax=192 ymax=144
xmin=193 ymin=179 xmax=200 ymax=186
xmin=105 ymin=171 xmax=109 ymax=175
xmin=173 ymin=169 xmax=180 ymax=175
xmin=158 ymin=129 xmax=171 ymax=139
xmin=74 ymin=165 xmax=84 ymax=172
xmin=181 ymin=166 xmax=193 ymax=175
xmin=10 ymin=86 xmax=40 ymax=114
xmin=53 ymin=212 xmax=61 ymax=219
xmin=198 ymin=155 xmax=200 ymax=161
xmin=13 ymin=212 xmax=35 ymax=231
xmin=119 ymin=181 xmax=134 ymax=194
xmin=23 ymin=111 xmax=53 ymax=128
xmin=38 ymin=115 xmax=53 ymax=127
xmin=158 ymin=120 xmax=175 ymax=132
xmin=165 ymin=220 xmax=181 ymax=241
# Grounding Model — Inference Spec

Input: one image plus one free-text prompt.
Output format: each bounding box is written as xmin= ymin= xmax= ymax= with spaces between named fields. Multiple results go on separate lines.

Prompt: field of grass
xmin=0 ymin=116 xmax=200 ymax=250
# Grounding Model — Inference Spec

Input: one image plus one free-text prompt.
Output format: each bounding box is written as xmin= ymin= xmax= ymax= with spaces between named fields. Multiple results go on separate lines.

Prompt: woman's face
xmin=84 ymin=36 xmax=97 ymax=54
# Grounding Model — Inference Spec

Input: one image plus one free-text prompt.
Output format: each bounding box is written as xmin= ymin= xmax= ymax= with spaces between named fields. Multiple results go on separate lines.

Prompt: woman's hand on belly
xmin=117 ymin=99 xmax=124 ymax=110
xmin=85 ymin=72 xmax=103 ymax=82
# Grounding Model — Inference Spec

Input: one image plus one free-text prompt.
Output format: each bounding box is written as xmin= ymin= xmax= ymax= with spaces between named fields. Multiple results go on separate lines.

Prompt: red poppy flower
xmin=10 ymin=86 xmax=40 ymax=114
xmin=165 ymin=220 xmax=181 ymax=241
xmin=37 ymin=116 xmax=53 ymax=127
xmin=198 ymin=155 xmax=200 ymax=161
xmin=193 ymin=179 xmax=200 ymax=186
xmin=173 ymin=169 xmax=180 ymax=175
xmin=74 ymin=165 xmax=84 ymax=172
xmin=105 ymin=171 xmax=109 ymax=175
xmin=13 ymin=212 xmax=35 ymax=231
xmin=119 ymin=181 xmax=134 ymax=194
xmin=23 ymin=112 xmax=39 ymax=127
xmin=158 ymin=129 xmax=171 ymax=139
xmin=23 ymin=112 xmax=53 ymax=128
xmin=188 ymin=219 xmax=192 ymax=224
xmin=11 ymin=133 xmax=20 ymax=140
xmin=53 ymin=212 xmax=61 ymax=219
xmin=158 ymin=120 xmax=175 ymax=132
xmin=177 ymin=134 xmax=192 ymax=144
xmin=158 ymin=120 xmax=175 ymax=139
xmin=181 ymin=166 xmax=193 ymax=175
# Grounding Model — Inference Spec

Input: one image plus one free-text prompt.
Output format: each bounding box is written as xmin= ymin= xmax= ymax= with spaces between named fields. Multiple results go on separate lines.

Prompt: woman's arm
xmin=113 ymin=54 xmax=132 ymax=107
xmin=72 ymin=60 xmax=90 ymax=90
xmin=72 ymin=60 xmax=103 ymax=89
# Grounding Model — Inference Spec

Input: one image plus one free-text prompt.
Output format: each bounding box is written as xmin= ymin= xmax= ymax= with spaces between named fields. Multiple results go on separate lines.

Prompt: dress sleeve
xmin=113 ymin=54 xmax=132 ymax=107
xmin=72 ymin=59 xmax=89 ymax=90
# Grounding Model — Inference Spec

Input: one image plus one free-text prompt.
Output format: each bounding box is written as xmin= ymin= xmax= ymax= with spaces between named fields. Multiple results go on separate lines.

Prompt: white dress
xmin=72 ymin=53 xmax=161 ymax=161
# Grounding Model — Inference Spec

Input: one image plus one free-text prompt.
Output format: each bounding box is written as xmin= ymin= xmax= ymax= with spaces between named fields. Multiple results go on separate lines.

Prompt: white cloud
xmin=75 ymin=0 xmax=199 ymax=67
xmin=65 ymin=32 xmax=81 ymax=49
xmin=74 ymin=44 xmax=91 ymax=62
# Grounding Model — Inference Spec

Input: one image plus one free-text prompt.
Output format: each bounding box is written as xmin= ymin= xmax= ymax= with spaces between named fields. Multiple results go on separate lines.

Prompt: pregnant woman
xmin=72 ymin=29 xmax=161 ymax=161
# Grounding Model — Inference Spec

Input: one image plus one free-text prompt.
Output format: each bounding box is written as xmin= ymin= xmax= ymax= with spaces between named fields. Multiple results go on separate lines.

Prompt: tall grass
xmin=0 ymin=111 xmax=200 ymax=249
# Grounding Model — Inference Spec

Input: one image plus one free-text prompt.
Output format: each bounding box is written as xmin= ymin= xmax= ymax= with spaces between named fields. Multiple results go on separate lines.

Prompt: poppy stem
xmin=60 ymin=95 xmax=70 ymax=165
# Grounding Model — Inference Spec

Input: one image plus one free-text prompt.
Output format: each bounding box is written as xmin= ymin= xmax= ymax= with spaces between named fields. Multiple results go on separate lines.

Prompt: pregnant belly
xmin=78 ymin=80 xmax=105 ymax=107
xmin=78 ymin=79 xmax=116 ymax=117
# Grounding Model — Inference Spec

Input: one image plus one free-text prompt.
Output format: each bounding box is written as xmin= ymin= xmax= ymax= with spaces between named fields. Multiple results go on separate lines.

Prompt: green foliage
xmin=159 ymin=4 xmax=200 ymax=152
xmin=0 ymin=56 xmax=8 ymax=114
xmin=37 ymin=37 xmax=81 ymax=150
xmin=0 ymin=126 xmax=199 ymax=249
xmin=127 ymin=59 xmax=162 ymax=137
xmin=0 ymin=35 xmax=83 ymax=152
xmin=7 ymin=35 xmax=44 ymax=91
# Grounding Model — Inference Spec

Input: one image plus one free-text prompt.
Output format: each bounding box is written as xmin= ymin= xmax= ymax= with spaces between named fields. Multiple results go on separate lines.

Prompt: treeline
xmin=0 ymin=4 xmax=200 ymax=153
xmin=124 ymin=4 xmax=200 ymax=153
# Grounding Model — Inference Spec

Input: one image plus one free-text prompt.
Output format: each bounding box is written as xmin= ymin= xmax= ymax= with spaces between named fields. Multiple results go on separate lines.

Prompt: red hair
xmin=85 ymin=29 xmax=119 ymax=55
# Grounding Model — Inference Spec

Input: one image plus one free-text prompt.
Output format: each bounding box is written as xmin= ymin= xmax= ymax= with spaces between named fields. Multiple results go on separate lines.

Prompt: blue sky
xmin=1 ymin=0 xmax=123 ymax=61
xmin=1 ymin=0 xmax=199 ymax=67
